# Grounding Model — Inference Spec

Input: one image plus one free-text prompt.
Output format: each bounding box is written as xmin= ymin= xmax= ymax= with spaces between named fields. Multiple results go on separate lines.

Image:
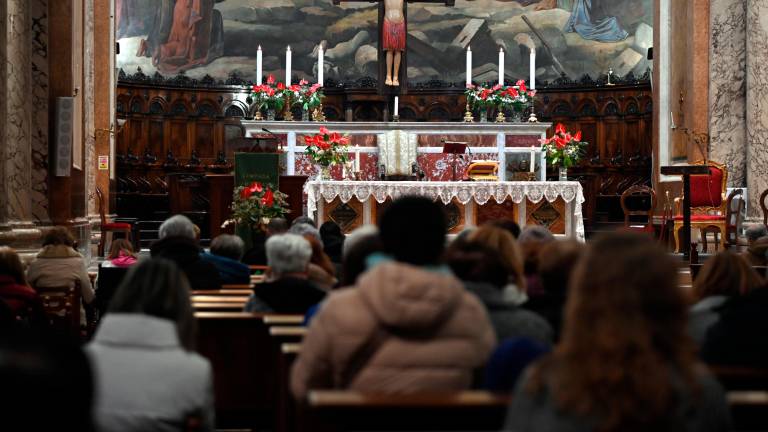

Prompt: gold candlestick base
xmin=255 ymin=111 xmax=263 ymax=121
xmin=526 ymin=172 xmax=536 ymax=181
xmin=528 ymin=112 xmax=539 ymax=123
xmin=283 ymin=110 xmax=293 ymax=121
xmin=496 ymin=111 xmax=506 ymax=123
xmin=312 ymin=106 xmax=326 ymax=122
xmin=464 ymin=104 xmax=474 ymax=123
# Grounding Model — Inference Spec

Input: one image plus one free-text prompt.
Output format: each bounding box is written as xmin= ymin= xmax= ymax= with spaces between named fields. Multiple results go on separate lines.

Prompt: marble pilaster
xmin=709 ymin=0 xmax=747 ymax=187
xmin=0 ymin=0 xmax=7 ymax=230
xmin=746 ymin=0 xmax=768 ymax=217
xmin=84 ymin=0 xmax=97 ymax=219
xmin=30 ymin=0 xmax=49 ymax=223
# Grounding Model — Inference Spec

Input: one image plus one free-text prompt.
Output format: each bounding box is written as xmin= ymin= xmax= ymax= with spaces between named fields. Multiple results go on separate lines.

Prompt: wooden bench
xmin=195 ymin=311 xmax=301 ymax=429
xmin=269 ymin=326 xmax=308 ymax=338
xmin=191 ymin=289 xmax=253 ymax=296
xmin=728 ymin=391 xmax=768 ymax=431
xmin=296 ymin=391 xmax=511 ymax=432
xmin=264 ymin=314 xmax=305 ymax=325
xmin=192 ymin=302 xmax=245 ymax=312
xmin=191 ymin=295 xmax=250 ymax=303
xmin=220 ymin=284 xmax=254 ymax=290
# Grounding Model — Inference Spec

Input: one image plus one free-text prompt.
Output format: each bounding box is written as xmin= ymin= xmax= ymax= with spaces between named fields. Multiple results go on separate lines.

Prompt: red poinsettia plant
xmin=303 ymin=126 xmax=350 ymax=167
xmin=288 ymin=79 xmax=324 ymax=111
xmin=224 ymin=181 xmax=290 ymax=231
xmin=540 ymin=123 xmax=587 ymax=169
xmin=251 ymin=75 xmax=286 ymax=111
xmin=466 ymin=80 xmax=537 ymax=112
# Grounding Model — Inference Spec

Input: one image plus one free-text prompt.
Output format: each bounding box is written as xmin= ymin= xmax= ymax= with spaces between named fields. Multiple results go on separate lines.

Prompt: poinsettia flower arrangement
xmin=466 ymin=81 xmax=537 ymax=112
xmin=288 ymin=79 xmax=324 ymax=111
xmin=251 ymin=75 xmax=286 ymax=111
xmin=303 ymin=126 xmax=350 ymax=167
xmin=465 ymin=83 xmax=502 ymax=110
xmin=224 ymin=181 xmax=290 ymax=231
xmin=540 ymin=123 xmax=587 ymax=169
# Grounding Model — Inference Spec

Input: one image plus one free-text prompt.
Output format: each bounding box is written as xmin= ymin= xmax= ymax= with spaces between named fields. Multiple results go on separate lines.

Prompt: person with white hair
xmin=201 ymin=234 xmax=250 ymax=285
xmin=150 ymin=214 xmax=221 ymax=291
xmin=244 ymin=234 xmax=326 ymax=314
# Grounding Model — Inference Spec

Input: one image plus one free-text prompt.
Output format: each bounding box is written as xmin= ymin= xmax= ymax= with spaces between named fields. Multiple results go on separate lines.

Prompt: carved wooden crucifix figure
xmin=332 ymin=0 xmax=454 ymax=93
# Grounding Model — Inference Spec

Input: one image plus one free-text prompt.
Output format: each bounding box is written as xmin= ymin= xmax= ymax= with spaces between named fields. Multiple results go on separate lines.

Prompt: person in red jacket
xmin=0 ymin=246 xmax=43 ymax=320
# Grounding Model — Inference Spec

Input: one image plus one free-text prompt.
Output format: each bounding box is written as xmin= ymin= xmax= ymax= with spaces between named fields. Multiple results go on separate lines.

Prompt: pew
xmin=710 ymin=365 xmax=768 ymax=391
xmin=192 ymin=303 xmax=245 ymax=312
xmin=690 ymin=263 xmax=768 ymax=281
xmin=276 ymin=343 xmax=301 ymax=432
xmin=195 ymin=312 xmax=293 ymax=429
xmin=220 ymin=284 xmax=253 ymax=290
xmin=191 ymin=296 xmax=250 ymax=303
xmin=264 ymin=315 xmax=305 ymax=325
xmin=728 ymin=391 xmax=768 ymax=431
xmin=191 ymin=289 xmax=253 ymax=296
xmin=296 ymin=391 xmax=511 ymax=432
xmin=269 ymin=326 xmax=308 ymax=338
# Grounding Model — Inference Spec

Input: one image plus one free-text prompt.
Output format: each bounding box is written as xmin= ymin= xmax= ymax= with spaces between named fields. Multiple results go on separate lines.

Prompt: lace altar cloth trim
xmin=305 ymin=181 xmax=586 ymax=240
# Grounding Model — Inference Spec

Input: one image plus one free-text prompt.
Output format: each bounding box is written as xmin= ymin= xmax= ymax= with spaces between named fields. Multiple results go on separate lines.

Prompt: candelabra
xmin=464 ymin=103 xmax=474 ymax=123
xmin=392 ymin=114 xmax=400 ymax=122
xmin=527 ymin=98 xmax=538 ymax=123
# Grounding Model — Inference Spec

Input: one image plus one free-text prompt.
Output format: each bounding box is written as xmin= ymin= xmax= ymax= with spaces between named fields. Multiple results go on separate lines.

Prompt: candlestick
xmin=318 ymin=46 xmax=324 ymax=87
xmin=498 ymin=47 xmax=505 ymax=86
xmin=394 ymin=96 xmax=399 ymax=117
xmin=530 ymin=48 xmax=536 ymax=90
xmin=355 ymin=145 xmax=360 ymax=172
xmin=257 ymin=45 xmax=263 ymax=85
xmin=285 ymin=46 xmax=292 ymax=85
xmin=670 ymin=111 xmax=677 ymax=129
xmin=466 ymin=47 xmax=472 ymax=87
xmin=529 ymin=146 xmax=536 ymax=173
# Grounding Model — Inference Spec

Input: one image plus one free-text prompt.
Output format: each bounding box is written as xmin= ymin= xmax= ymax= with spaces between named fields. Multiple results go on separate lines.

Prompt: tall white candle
xmin=355 ymin=145 xmax=360 ymax=171
xmin=285 ymin=46 xmax=292 ymax=85
xmin=530 ymin=48 xmax=536 ymax=90
xmin=256 ymin=45 xmax=263 ymax=85
xmin=466 ymin=47 xmax=472 ymax=86
xmin=318 ymin=46 xmax=324 ymax=87
xmin=498 ymin=47 xmax=505 ymax=86
xmin=394 ymin=96 xmax=399 ymax=116
xmin=530 ymin=146 xmax=536 ymax=173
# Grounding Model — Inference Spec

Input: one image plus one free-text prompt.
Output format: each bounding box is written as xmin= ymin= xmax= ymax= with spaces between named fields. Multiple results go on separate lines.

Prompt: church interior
xmin=1 ymin=0 xmax=768 ymax=430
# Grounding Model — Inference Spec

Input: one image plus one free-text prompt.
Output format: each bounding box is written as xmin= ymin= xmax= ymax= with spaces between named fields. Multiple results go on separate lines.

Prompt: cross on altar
xmin=332 ymin=0 xmax=455 ymax=95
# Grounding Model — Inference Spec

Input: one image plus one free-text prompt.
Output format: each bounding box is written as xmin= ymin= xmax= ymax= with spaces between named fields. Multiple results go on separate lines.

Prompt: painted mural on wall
xmin=116 ymin=0 xmax=652 ymax=86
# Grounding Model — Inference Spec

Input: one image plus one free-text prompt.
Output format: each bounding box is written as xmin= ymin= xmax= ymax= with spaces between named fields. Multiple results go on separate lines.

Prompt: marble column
xmin=746 ymin=0 xmax=768 ymax=217
xmin=0 ymin=0 xmax=48 ymax=249
xmin=84 ymin=0 xmax=97 ymax=221
xmin=709 ymin=0 xmax=746 ymax=188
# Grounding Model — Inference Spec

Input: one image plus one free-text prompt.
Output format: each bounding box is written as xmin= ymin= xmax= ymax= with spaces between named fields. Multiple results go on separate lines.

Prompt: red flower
xmin=516 ymin=79 xmax=527 ymax=93
xmin=492 ymin=84 xmax=502 ymax=91
xmin=574 ymin=131 xmax=582 ymax=142
xmin=310 ymin=83 xmax=321 ymax=92
xmin=299 ymin=79 xmax=308 ymax=86
xmin=289 ymin=84 xmax=301 ymax=92
xmin=304 ymin=135 xmax=315 ymax=145
xmin=267 ymin=75 xmax=275 ymax=85
xmin=529 ymin=90 xmax=537 ymax=98
xmin=338 ymin=136 xmax=350 ymax=146
xmin=329 ymin=132 xmax=342 ymax=143
xmin=466 ymin=83 xmax=475 ymax=89
xmin=554 ymin=136 xmax=567 ymax=149
xmin=250 ymin=182 xmax=263 ymax=193
xmin=480 ymin=89 xmax=492 ymax=100
xmin=319 ymin=126 xmax=330 ymax=136
xmin=555 ymin=123 xmax=566 ymax=135
xmin=506 ymin=87 xmax=519 ymax=98
xmin=240 ymin=188 xmax=253 ymax=199
xmin=277 ymin=82 xmax=286 ymax=90
xmin=261 ymin=189 xmax=274 ymax=207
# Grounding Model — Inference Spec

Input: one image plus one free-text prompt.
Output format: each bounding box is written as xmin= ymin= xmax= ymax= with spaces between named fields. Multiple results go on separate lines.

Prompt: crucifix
xmin=333 ymin=0 xmax=455 ymax=94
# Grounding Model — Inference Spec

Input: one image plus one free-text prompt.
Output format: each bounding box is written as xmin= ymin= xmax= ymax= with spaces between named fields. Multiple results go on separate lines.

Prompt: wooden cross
xmin=332 ymin=0 xmax=455 ymax=95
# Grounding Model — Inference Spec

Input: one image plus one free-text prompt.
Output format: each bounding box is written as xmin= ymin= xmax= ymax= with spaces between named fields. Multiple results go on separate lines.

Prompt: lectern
xmin=442 ymin=140 xmax=468 ymax=181
xmin=660 ymin=164 xmax=711 ymax=260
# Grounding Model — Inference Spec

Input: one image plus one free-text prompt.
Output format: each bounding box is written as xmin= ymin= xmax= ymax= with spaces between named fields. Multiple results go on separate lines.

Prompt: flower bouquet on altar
xmin=465 ymin=84 xmax=500 ymax=122
xmin=288 ymin=79 xmax=324 ymax=121
xmin=304 ymin=127 xmax=350 ymax=180
xmin=540 ymin=123 xmax=587 ymax=181
xmin=498 ymin=80 xmax=536 ymax=121
xmin=251 ymin=75 xmax=286 ymax=120
xmin=224 ymin=181 xmax=290 ymax=232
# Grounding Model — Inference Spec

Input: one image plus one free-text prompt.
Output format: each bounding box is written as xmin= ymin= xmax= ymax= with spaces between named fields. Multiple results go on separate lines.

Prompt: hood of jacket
xmin=150 ymin=236 xmax=201 ymax=266
xmin=0 ymin=275 xmax=36 ymax=300
xmin=37 ymin=244 xmax=82 ymax=259
xmin=356 ymin=261 xmax=464 ymax=331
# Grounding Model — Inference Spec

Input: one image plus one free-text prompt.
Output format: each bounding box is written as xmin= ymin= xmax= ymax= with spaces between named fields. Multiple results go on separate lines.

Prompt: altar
xmin=306 ymin=180 xmax=586 ymax=241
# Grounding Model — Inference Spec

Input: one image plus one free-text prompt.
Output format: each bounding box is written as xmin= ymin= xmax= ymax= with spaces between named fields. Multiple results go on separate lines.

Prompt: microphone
xmin=260 ymin=127 xmax=283 ymax=151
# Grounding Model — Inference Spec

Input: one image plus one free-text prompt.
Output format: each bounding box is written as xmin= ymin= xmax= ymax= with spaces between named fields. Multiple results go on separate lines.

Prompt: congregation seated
xmin=524 ymin=240 xmax=585 ymax=341
xmin=339 ymin=225 xmax=382 ymax=287
xmin=107 ymin=238 xmax=137 ymax=267
xmin=0 ymin=246 xmax=46 ymax=327
xmin=201 ymin=234 xmax=250 ymax=285
xmin=468 ymin=225 xmax=529 ymax=306
xmin=26 ymin=226 xmax=95 ymax=326
xmin=742 ymin=224 xmax=768 ymax=266
xmin=290 ymin=222 xmax=338 ymax=290
xmin=517 ymin=226 xmax=556 ymax=297
xmin=87 ymin=258 xmax=215 ymax=431
xmin=291 ymin=196 xmax=496 ymax=399
xmin=320 ymin=221 xmax=345 ymax=265
xmin=150 ymin=215 xmax=221 ymax=291
xmin=688 ymin=251 xmax=764 ymax=346
xmin=242 ymin=217 xmax=288 ymax=266
xmin=445 ymin=239 xmax=552 ymax=346
xmin=244 ymin=233 xmax=326 ymax=314
xmin=488 ymin=218 xmax=522 ymax=239
xmin=504 ymin=232 xmax=730 ymax=432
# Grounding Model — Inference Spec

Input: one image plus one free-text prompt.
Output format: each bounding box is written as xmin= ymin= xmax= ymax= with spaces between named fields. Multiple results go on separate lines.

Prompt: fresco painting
xmin=116 ymin=0 xmax=652 ymax=85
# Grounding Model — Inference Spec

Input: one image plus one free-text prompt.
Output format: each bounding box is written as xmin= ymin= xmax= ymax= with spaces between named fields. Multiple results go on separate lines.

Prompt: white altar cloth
xmin=305 ymin=181 xmax=586 ymax=241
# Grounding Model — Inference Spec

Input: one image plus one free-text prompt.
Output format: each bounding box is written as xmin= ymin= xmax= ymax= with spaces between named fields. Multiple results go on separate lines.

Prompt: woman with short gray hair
xmin=245 ymin=234 xmax=325 ymax=314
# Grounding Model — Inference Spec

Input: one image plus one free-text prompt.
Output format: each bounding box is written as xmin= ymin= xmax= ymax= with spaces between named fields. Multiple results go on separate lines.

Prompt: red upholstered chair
xmin=95 ymin=187 xmax=132 ymax=257
xmin=673 ymin=160 xmax=728 ymax=253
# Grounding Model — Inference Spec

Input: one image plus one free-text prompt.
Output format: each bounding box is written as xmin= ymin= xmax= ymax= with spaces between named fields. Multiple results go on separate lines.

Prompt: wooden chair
xmin=620 ymin=185 xmax=657 ymax=233
xmin=95 ymin=186 xmax=132 ymax=257
xmin=673 ymin=160 xmax=728 ymax=253
xmin=699 ymin=188 xmax=746 ymax=252
xmin=297 ymin=391 xmax=511 ymax=432
xmin=36 ymin=280 xmax=81 ymax=338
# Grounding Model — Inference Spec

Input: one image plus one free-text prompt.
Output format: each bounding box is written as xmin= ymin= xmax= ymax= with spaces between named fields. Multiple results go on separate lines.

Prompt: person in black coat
xmin=244 ymin=233 xmax=325 ymax=314
xmin=150 ymin=215 xmax=221 ymax=291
